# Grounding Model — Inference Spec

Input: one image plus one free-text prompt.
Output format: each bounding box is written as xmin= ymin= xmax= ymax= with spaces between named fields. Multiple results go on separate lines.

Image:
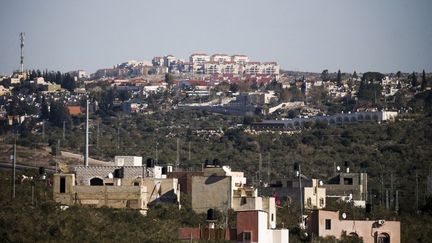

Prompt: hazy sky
xmin=1 ymin=0 xmax=431 ymax=75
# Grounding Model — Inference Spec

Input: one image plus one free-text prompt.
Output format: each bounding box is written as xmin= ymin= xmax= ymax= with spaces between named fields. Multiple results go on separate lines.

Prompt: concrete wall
xmin=168 ymin=171 xmax=204 ymax=195
xmin=142 ymin=178 xmax=179 ymax=206
xmin=53 ymin=174 xmax=148 ymax=212
xmin=191 ymin=175 xmax=231 ymax=213
xmin=114 ymin=156 xmax=142 ymax=166
xmin=75 ymin=166 xmax=146 ymax=185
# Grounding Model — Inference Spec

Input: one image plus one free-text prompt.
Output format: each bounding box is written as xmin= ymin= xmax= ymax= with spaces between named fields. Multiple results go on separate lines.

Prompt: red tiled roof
xmin=67 ymin=106 xmax=84 ymax=116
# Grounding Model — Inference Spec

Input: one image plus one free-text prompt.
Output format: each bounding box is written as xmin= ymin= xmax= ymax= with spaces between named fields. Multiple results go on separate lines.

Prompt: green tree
xmin=165 ymin=73 xmax=174 ymax=87
xmin=336 ymin=69 xmax=342 ymax=87
xmin=229 ymin=83 xmax=240 ymax=93
xmin=40 ymin=96 xmax=50 ymax=120
xmin=411 ymin=72 xmax=418 ymax=88
xmin=321 ymin=69 xmax=330 ymax=82
xmin=396 ymin=71 xmax=402 ymax=79
xmin=352 ymin=71 xmax=358 ymax=79
xmin=49 ymin=101 xmax=71 ymax=127
xmin=421 ymin=69 xmax=427 ymax=91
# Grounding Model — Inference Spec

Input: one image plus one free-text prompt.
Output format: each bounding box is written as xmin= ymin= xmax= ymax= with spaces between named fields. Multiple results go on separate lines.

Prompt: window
xmin=240 ymin=197 xmax=247 ymax=205
xmin=271 ymin=214 xmax=274 ymax=222
xmin=90 ymin=177 xmax=104 ymax=186
xmin=134 ymin=182 xmax=139 ymax=186
xmin=60 ymin=177 xmax=66 ymax=193
xmin=377 ymin=233 xmax=390 ymax=243
xmin=344 ymin=178 xmax=353 ymax=185
xmin=325 ymin=219 xmax=331 ymax=230
xmin=243 ymin=231 xmax=252 ymax=242
xmin=320 ymin=198 xmax=325 ymax=206
xmin=307 ymin=197 xmax=312 ymax=207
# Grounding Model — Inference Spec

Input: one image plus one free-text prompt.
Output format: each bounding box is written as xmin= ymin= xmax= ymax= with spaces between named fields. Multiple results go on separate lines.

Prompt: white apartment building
xmin=190 ymin=53 xmax=210 ymax=65
xmin=211 ymin=54 xmax=231 ymax=63
xmin=204 ymin=61 xmax=240 ymax=75
xmin=244 ymin=62 xmax=280 ymax=75
xmin=245 ymin=62 xmax=262 ymax=75
xmin=163 ymin=55 xmax=176 ymax=67
xmin=152 ymin=56 xmax=164 ymax=67
xmin=262 ymin=62 xmax=280 ymax=75
xmin=232 ymin=55 xmax=250 ymax=65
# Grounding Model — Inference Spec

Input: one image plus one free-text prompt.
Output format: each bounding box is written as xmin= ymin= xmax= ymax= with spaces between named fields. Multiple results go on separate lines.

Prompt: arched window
xmin=377 ymin=233 xmax=390 ymax=243
xmin=90 ymin=177 xmax=104 ymax=186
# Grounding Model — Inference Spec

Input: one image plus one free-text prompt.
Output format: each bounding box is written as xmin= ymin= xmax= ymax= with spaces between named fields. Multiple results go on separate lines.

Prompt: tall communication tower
xmin=20 ymin=32 xmax=25 ymax=73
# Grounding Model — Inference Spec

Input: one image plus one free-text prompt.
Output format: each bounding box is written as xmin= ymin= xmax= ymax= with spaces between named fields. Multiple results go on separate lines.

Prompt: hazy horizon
xmin=1 ymin=0 xmax=431 ymax=75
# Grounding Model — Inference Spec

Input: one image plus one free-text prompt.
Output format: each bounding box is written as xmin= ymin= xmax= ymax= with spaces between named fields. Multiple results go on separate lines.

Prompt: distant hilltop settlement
xmin=53 ymin=156 xmax=400 ymax=243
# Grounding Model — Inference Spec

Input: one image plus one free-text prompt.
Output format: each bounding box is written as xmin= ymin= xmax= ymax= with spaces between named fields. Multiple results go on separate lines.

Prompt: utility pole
xmin=117 ymin=126 xmax=120 ymax=150
xmin=42 ymin=120 xmax=45 ymax=140
xmin=297 ymin=164 xmax=304 ymax=228
xmin=96 ymin=123 xmax=100 ymax=149
xmin=62 ymin=120 xmax=66 ymax=140
xmin=188 ymin=141 xmax=191 ymax=161
xmin=380 ymin=172 xmax=384 ymax=205
xmin=258 ymin=153 xmax=262 ymax=186
xmin=385 ymin=190 xmax=389 ymax=209
xmin=390 ymin=172 xmax=394 ymax=209
xmin=176 ymin=138 xmax=180 ymax=170
xmin=155 ymin=142 xmax=159 ymax=164
xmin=57 ymin=139 xmax=60 ymax=156
xmin=395 ymin=190 xmax=399 ymax=213
xmin=11 ymin=135 xmax=17 ymax=199
xmin=416 ymin=171 xmax=419 ymax=214
xmin=267 ymin=154 xmax=271 ymax=185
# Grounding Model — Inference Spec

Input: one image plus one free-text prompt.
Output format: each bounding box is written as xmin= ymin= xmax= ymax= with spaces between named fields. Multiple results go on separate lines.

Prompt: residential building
xmin=211 ymin=54 xmax=231 ymax=63
xmin=0 ymin=85 xmax=10 ymax=96
xmin=178 ymin=210 xmax=289 ymax=243
xmin=251 ymin=111 xmax=399 ymax=131
xmin=306 ymin=210 xmax=400 ymax=243
xmin=231 ymin=54 xmax=250 ymax=65
xmin=191 ymin=163 xmax=276 ymax=227
xmin=304 ymin=179 xmax=326 ymax=210
xmin=323 ymin=172 xmax=368 ymax=207
xmin=53 ymin=156 xmax=180 ymax=214
xmin=190 ymin=53 xmax=210 ymax=65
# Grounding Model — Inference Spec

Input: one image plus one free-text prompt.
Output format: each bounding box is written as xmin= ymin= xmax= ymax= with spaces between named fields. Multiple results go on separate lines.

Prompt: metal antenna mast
xmin=84 ymin=99 xmax=89 ymax=167
xmin=20 ymin=32 xmax=25 ymax=73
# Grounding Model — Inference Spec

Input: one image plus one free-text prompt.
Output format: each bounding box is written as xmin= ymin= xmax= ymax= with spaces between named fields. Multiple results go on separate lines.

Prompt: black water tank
xmin=204 ymin=159 xmax=209 ymax=166
xmin=146 ymin=158 xmax=154 ymax=168
xmin=162 ymin=166 xmax=167 ymax=175
xmin=39 ymin=167 xmax=45 ymax=175
xmin=213 ymin=159 xmax=219 ymax=166
xmin=293 ymin=163 xmax=299 ymax=171
xmin=366 ymin=203 xmax=372 ymax=214
xmin=114 ymin=168 xmax=124 ymax=178
xmin=207 ymin=208 xmax=216 ymax=221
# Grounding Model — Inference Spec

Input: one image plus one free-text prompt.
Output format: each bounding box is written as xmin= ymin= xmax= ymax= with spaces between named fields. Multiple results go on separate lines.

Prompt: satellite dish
xmin=319 ymin=180 xmax=324 ymax=186
xmin=108 ymin=173 xmax=113 ymax=179
xmin=342 ymin=213 xmax=347 ymax=219
xmin=336 ymin=166 xmax=341 ymax=172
